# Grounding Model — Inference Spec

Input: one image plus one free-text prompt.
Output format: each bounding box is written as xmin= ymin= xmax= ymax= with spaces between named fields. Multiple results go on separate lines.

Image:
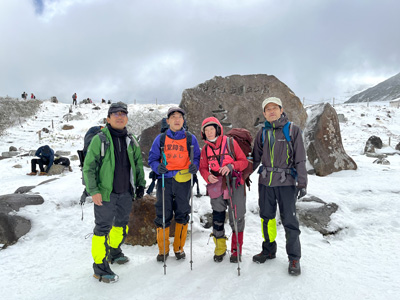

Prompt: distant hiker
xmin=148 ymin=107 xmax=201 ymax=262
xmin=252 ymin=97 xmax=307 ymax=276
xmin=27 ymin=145 xmax=55 ymax=176
xmin=21 ymin=92 xmax=27 ymax=100
xmin=83 ymin=101 xmax=146 ymax=283
xmin=107 ymin=100 xmax=111 ymax=104
xmin=30 ymin=93 xmax=35 ymax=99
xmin=72 ymin=93 xmax=77 ymax=105
xmin=101 ymin=98 xmax=106 ymax=104
xmin=199 ymin=117 xmax=248 ymax=263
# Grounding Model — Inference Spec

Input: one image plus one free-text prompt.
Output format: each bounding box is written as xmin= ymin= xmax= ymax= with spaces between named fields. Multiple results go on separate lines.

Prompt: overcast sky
xmin=1 ymin=0 xmax=399 ymax=104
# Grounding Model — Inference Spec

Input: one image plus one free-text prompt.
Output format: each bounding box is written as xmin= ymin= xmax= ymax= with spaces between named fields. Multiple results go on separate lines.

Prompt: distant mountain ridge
xmin=345 ymin=72 xmax=400 ymax=103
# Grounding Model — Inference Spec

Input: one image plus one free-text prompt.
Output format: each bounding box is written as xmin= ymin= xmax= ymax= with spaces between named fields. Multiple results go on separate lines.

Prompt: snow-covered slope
xmin=0 ymin=101 xmax=399 ymax=300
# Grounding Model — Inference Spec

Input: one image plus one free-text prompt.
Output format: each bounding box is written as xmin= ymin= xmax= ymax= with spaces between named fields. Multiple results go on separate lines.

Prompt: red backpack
xmin=225 ymin=128 xmax=253 ymax=187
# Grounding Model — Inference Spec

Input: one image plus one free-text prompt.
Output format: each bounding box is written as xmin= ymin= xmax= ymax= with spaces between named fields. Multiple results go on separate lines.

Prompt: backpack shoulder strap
xmin=97 ymin=131 xmax=109 ymax=160
xmin=127 ymin=133 xmax=139 ymax=147
xmin=160 ymin=132 xmax=167 ymax=149
xmin=185 ymin=131 xmax=193 ymax=154
xmin=226 ymin=136 xmax=236 ymax=160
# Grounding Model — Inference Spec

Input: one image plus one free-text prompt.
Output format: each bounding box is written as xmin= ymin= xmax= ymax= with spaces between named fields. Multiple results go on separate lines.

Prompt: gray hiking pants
xmin=210 ymin=184 xmax=246 ymax=238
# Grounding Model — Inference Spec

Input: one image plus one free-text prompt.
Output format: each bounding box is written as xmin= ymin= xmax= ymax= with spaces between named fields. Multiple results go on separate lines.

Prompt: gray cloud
xmin=1 ymin=0 xmax=399 ymax=104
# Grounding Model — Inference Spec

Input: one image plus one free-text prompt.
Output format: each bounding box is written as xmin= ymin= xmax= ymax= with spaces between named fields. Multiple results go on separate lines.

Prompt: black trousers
xmin=31 ymin=158 xmax=48 ymax=172
xmin=258 ymin=184 xmax=301 ymax=260
xmin=155 ymin=178 xmax=191 ymax=228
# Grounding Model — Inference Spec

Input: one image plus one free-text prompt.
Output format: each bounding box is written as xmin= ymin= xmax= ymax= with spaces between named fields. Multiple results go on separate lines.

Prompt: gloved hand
xmin=188 ymin=163 xmax=198 ymax=174
xmin=136 ymin=186 xmax=145 ymax=199
xmin=296 ymin=187 xmax=307 ymax=199
xmin=157 ymin=163 xmax=168 ymax=174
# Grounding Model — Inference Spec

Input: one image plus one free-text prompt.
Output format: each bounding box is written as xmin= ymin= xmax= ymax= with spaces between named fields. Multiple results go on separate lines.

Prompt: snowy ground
xmin=0 ymin=101 xmax=399 ymax=300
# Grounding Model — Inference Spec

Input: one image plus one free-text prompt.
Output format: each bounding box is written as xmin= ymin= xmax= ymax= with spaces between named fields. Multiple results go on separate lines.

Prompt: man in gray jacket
xmin=252 ymin=97 xmax=307 ymax=276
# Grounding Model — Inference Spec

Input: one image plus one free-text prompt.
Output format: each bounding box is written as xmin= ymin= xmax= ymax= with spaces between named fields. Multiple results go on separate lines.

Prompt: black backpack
xmin=146 ymin=118 xmax=200 ymax=196
xmin=77 ymin=126 xmax=108 ymax=168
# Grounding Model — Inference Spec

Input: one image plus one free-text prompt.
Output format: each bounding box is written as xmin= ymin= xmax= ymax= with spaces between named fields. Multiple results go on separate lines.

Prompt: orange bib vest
xmin=163 ymin=136 xmax=190 ymax=170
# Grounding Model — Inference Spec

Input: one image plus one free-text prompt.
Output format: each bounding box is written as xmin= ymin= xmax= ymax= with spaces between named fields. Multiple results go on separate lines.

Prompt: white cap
xmin=262 ymin=97 xmax=282 ymax=110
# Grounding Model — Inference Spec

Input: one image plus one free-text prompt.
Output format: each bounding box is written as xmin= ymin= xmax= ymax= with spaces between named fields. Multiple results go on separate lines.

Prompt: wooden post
xmin=38 ymin=131 xmax=41 ymax=141
xmin=52 ymin=120 xmax=54 ymax=129
xmin=333 ymin=97 xmax=335 ymax=107
xmin=134 ymin=99 xmax=136 ymax=105
xmin=389 ymin=137 xmax=391 ymax=146
xmin=303 ymin=97 xmax=305 ymax=106
xmin=156 ymin=98 xmax=158 ymax=105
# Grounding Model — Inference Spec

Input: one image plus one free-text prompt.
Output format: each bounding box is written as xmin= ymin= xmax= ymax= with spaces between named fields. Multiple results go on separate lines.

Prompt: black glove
xmin=296 ymin=187 xmax=307 ymax=200
xmin=157 ymin=163 xmax=168 ymax=174
xmin=188 ymin=163 xmax=198 ymax=174
xmin=136 ymin=186 xmax=145 ymax=199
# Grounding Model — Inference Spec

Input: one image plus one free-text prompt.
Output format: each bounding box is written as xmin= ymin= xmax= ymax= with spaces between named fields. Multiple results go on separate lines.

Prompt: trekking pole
xmin=225 ymin=174 xmax=241 ymax=276
xmin=189 ymin=145 xmax=194 ymax=270
xmin=161 ymin=147 xmax=167 ymax=275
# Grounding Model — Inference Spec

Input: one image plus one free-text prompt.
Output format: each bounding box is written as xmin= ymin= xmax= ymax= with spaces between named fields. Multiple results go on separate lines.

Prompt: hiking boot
xmin=108 ymin=253 xmax=129 ymax=265
xmin=157 ymin=252 xmax=169 ymax=262
xmin=213 ymin=252 xmax=226 ymax=263
xmin=252 ymin=252 xmax=276 ymax=264
xmin=68 ymin=166 xmax=73 ymax=172
xmin=27 ymin=171 xmax=37 ymax=176
xmin=175 ymin=251 xmax=186 ymax=260
xmin=39 ymin=172 xmax=47 ymax=176
xmin=230 ymin=253 xmax=242 ymax=263
xmin=288 ymin=260 xmax=301 ymax=276
xmin=93 ymin=273 xmax=119 ymax=283
xmin=93 ymin=262 xmax=118 ymax=283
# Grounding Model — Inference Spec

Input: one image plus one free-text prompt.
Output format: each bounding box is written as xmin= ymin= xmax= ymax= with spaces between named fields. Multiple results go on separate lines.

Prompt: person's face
xmin=107 ymin=111 xmax=128 ymax=130
xmin=204 ymin=125 xmax=216 ymax=140
xmin=166 ymin=112 xmax=184 ymax=132
xmin=263 ymin=103 xmax=283 ymax=123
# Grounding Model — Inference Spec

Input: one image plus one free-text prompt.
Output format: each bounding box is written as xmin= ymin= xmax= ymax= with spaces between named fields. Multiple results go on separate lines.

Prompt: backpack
xmin=146 ymin=118 xmax=200 ymax=195
xmin=77 ymin=126 xmax=107 ymax=167
xmin=261 ymin=121 xmax=293 ymax=151
xmin=225 ymin=128 xmax=253 ymax=187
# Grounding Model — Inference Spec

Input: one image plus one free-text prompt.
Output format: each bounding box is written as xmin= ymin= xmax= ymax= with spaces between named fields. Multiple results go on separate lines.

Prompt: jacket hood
xmin=201 ymin=117 xmax=223 ymax=138
xmin=201 ymin=117 xmax=224 ymax=149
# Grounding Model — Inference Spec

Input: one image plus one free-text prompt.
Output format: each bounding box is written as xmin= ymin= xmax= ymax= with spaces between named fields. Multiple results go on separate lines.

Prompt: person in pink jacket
xmin=199 ymin=117 xmax=248 ymax=263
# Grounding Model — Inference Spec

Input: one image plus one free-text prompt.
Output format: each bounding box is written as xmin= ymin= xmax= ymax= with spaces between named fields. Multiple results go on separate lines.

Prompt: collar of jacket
xmin=166 ymin=128 xmax=186 ymax=140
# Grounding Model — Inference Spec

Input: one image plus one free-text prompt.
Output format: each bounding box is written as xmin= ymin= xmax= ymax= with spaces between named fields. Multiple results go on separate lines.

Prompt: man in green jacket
xmin=83 ymin=102 xmax=146 ymax=283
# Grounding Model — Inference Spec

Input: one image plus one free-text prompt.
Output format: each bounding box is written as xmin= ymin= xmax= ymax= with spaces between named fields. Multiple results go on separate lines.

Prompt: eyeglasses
xmin=111 ymin=112 xmax=127 ymax=117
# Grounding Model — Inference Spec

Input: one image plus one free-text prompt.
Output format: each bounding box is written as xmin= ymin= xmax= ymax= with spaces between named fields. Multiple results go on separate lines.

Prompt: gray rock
xmin=42 ymin=128 xmax=50 ymax=133
xmin=140 ymin=74 xmax=307 ymax=165
xmin=1 ymin=151 xmax=19 ymax=158
xmin=304 ymin=103 xmax=357 ymax=176
xmin=70 ymin=155 xmax=79 ymax=161
xmin=364 ymin=136 xmax=383 ymax=154
xmin=14 ymin=186 xmax=36 ymax=194
xmin=396 ymin=142 xmax=400 ymax=151
xmin=297 ymin=195 xmax=339 ymax=235
xmin=55 ymin=150 xmax=71 ymax=156
xmin=373 ymin=158 xmax=390 ymax=165
xmin=62 ymin=124 xmax=74 ymax=130
xmin=9 ymin=146 xmax=17 ymax=151
xmin=47 ymin=164 xmax=67 ymax=176
xmin=0 ymin=213 xmax=31 ymax=248
xmin=337 ymin=113 xmax=347 ymax=123
xmin=12 ymin=164 xmax=23 ymax=168
xmin=0 ymin=193 xmax=44 ymax=212
xmin=50 ymin=96 xmax=58 ymax=103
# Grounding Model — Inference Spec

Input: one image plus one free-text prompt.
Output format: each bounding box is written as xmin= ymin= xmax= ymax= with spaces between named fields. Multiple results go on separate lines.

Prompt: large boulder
xmin=0 ymin=193 xmax=44 ymax=247
xmin=126 ymin=194 xmax=176 ymax=246
xmin=304 ymin=103 xmax=357 ymax=176
xmin=139 ymin=74 xmax=307 ymax=164
xmin=364 ymin=135 xmax=383 ymax=153
xmin=126 ymin=195 xmax=157 ymax=246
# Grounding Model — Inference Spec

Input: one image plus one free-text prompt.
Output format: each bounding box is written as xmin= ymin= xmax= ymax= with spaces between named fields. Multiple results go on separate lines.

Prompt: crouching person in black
xmin=27 ymin=145 xmax=54 ymax=176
